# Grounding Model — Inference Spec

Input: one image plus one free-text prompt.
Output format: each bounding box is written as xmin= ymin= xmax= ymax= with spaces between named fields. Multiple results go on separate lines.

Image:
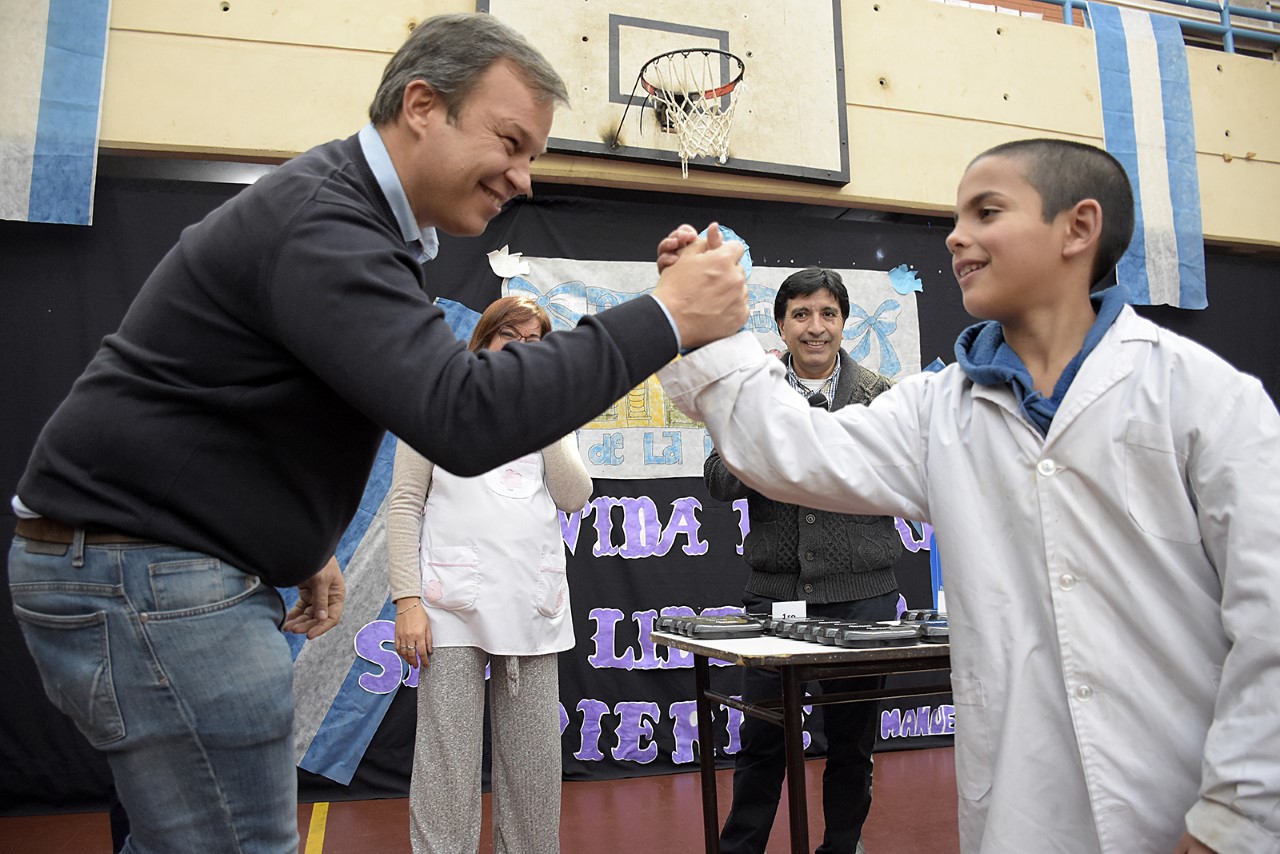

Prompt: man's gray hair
xmin=369 ymin=12 xmax=569 ymax=125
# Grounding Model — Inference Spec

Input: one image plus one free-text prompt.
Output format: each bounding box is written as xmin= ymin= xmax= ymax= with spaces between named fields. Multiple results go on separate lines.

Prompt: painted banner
xmin=286 ymin=469 xmax=945 ymax=784
xmin=500 ymin=252 xmax=921 ymax=479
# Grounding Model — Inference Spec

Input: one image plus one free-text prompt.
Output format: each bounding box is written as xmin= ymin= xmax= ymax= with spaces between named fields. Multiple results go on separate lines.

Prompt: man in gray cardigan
xmin=704 ymin=268 xmax=902 ymax=854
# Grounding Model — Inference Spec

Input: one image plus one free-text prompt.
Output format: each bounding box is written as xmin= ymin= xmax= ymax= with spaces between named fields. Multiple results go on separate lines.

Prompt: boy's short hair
xmin=974 ymin=139 xmax=1136 ymax=288
xmin=774 ymin=268 xmax=851 ymax=325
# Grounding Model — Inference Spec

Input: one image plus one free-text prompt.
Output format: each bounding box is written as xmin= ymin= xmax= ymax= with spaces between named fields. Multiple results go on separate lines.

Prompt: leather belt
xmin=16 ymin=517 xmax=151 ymax=545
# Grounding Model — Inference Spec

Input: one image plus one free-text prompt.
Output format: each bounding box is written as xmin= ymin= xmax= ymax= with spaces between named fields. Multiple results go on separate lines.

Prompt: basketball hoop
xmin=615 ymin=49 xmax=746 ymax=178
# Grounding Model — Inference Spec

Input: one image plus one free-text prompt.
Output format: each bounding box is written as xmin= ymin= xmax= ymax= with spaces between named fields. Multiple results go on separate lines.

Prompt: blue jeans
xmin=720 ymin=590 xmax=898 ymax=854
xmin=8 ymin=534 xmax=298 ymax=854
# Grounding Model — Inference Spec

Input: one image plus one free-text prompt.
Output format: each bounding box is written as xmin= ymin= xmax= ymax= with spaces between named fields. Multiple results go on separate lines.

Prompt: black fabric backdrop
xmin=2 ymin=164 xmax=1277 ymax=813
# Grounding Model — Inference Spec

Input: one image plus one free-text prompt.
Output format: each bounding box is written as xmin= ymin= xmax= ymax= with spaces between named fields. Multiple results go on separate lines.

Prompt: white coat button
xmin=1074 ymin=685 xmax=1093 ymax=701
xmin=1059 ymin=574 xmax=1076 ymax=591
xmin=1037 ymin=459 xmax=1057 ymax=477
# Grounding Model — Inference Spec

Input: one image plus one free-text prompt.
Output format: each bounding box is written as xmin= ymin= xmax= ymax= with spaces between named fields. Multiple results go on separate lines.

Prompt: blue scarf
xmin=954 ymin=287 xmax=1127 ymax=435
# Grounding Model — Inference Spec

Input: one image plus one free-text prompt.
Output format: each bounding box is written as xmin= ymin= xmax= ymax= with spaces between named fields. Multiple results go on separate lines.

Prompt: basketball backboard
xmin=480 ymin=0 xmax=849 ymax=184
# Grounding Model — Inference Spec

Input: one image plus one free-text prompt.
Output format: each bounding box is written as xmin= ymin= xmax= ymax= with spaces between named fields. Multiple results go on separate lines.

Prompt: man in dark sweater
xmin=704 ymin=269 xmax=902 ymax=854
xmin=7 ymin=13 xmax=746 ymax=853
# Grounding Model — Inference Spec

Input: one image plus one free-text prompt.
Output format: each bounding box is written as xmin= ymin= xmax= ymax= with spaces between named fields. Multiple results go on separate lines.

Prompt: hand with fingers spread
xmin=394 ymin=597 xmax=432 ymax=669
xmin=653 ymin=222 xmax=749 ymax=350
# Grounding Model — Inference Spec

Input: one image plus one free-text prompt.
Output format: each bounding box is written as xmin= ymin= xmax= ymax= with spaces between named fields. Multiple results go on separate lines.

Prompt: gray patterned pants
xmin=409 ymin=647 xmax=562 ymax=854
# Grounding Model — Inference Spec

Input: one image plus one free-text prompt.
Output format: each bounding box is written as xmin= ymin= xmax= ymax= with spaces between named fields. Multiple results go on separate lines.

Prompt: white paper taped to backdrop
xmin=487 ymin=245 xmax=531 ymax=278
xmin=501 ymin=256 xmax=921 ymax=480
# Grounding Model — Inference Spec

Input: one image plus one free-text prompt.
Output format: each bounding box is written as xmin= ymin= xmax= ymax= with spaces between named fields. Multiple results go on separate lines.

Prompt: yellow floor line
xmin=304 ymin=801 xmax=329 ymax=854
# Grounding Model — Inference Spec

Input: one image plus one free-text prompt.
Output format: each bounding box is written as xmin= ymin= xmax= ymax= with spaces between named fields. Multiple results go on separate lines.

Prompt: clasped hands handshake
xmin=652 ymin=222 xmax=749 ymax=350
xmin=277 ymin=223 xmax=745 ymax=644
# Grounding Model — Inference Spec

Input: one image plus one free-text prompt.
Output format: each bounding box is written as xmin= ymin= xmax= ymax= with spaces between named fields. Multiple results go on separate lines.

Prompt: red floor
xmin=0 ymin=747 xmax=959 ymax=853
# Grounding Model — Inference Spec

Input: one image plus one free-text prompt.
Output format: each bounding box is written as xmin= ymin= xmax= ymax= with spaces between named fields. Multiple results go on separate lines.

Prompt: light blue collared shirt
xmin=358 ymin=123 xmax=439 ymax=263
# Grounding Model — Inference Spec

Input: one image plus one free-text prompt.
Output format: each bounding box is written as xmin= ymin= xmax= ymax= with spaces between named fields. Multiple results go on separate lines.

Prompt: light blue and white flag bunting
xmin=0 ymin=0 xmax=111 ymax=226
xmin=1088 ymin=2 xmax=1207 ymax=308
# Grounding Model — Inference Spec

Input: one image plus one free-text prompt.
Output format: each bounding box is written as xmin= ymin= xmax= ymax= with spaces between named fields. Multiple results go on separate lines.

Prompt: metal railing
xmin=1044 ymin=0 xmax=1280 ymax=52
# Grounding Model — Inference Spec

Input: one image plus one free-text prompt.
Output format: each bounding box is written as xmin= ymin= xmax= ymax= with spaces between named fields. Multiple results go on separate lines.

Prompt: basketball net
xmin=642 ymin=51 xmax=744 ymax=178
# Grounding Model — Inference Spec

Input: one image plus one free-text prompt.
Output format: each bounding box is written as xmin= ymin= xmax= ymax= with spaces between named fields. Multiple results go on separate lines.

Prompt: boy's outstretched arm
xmin=659 ymin=333 xmax=929 ymax=522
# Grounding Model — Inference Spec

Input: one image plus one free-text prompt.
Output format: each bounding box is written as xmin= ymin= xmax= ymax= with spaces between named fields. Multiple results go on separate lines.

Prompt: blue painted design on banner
xmin=744 ymin=283 xmax=780 ymax=336
xmin=844 ymin=299 xmax=902 ymax=378
xmin=1152 ymin=15 xmax=1207 ymax=309
xmin=436 ymin=296 xmax=483 ymax=343
xmin=887 ymin=264 xmax=922 ymax=295
xmin=699 ymin=224 xmax=753 ymax=280
xmin=29 ymin=0 xmax=110 ymax=225
xmin=505 ymin=278 xmax=586 ymax=330
xmin=587 ymin=285 xmax=648 ymax=313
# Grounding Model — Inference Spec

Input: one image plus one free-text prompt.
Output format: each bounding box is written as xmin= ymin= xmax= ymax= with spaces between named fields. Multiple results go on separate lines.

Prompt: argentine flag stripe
xmin=0 ymin=0 xmax=110 ymax=225
xmin=0 ymin=3 xmax=51 ymax=221
xmin=1152 ymin=11 xmax=1207 ymax=309
xmin=1088 ymin=3 xmax=1206 ymax=309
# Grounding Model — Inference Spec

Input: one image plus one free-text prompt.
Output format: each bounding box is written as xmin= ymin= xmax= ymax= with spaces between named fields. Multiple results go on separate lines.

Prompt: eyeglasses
xmin=496 ymin=326 xmax=543 ymax=344
xmin=807 ymin=392 xmax=830 ymax=410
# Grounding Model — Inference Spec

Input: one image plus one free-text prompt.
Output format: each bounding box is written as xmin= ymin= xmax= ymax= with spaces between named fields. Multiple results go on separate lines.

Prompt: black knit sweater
xmin=703 ymin=350 xmax=902 ymax=603
xmin=18 ymin=134 xmax=675 ymax=586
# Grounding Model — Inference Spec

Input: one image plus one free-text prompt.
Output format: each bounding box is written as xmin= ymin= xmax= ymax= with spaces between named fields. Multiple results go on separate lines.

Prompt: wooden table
xmin=652 ymin=630 xmax=951 ymax=854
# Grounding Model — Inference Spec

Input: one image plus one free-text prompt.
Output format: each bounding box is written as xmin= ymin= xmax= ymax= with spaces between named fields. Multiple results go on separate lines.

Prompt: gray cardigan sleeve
xmin=542 ymin=433 xmax=593 ymax=512
xmin=386 ymin=437 xmax=434 ymax=603
xmin=704 ymin=445 xmax=752 ymax=502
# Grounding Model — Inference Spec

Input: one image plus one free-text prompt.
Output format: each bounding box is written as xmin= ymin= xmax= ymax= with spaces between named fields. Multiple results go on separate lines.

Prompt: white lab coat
xmin=660 ymin=307 xmax=1280 ymax=853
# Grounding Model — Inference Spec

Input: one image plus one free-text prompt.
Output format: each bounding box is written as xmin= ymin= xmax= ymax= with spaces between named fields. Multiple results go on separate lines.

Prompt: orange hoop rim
xmin=638 ymin=49 xmax=746 ymax=102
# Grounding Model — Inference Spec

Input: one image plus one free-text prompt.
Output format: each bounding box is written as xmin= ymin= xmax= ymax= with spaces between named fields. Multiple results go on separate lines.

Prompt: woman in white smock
xmin=386 ymin=296 xmax=592 ymax=854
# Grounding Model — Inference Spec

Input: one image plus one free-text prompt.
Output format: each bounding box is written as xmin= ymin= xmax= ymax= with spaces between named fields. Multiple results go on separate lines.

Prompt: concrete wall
xmin=98 ymin=0 xmax=1279 ymax=248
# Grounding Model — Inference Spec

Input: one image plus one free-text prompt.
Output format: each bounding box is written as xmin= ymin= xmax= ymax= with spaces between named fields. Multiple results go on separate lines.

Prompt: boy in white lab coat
xmin=658 ymin=139 xmax=1280 ymax=854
